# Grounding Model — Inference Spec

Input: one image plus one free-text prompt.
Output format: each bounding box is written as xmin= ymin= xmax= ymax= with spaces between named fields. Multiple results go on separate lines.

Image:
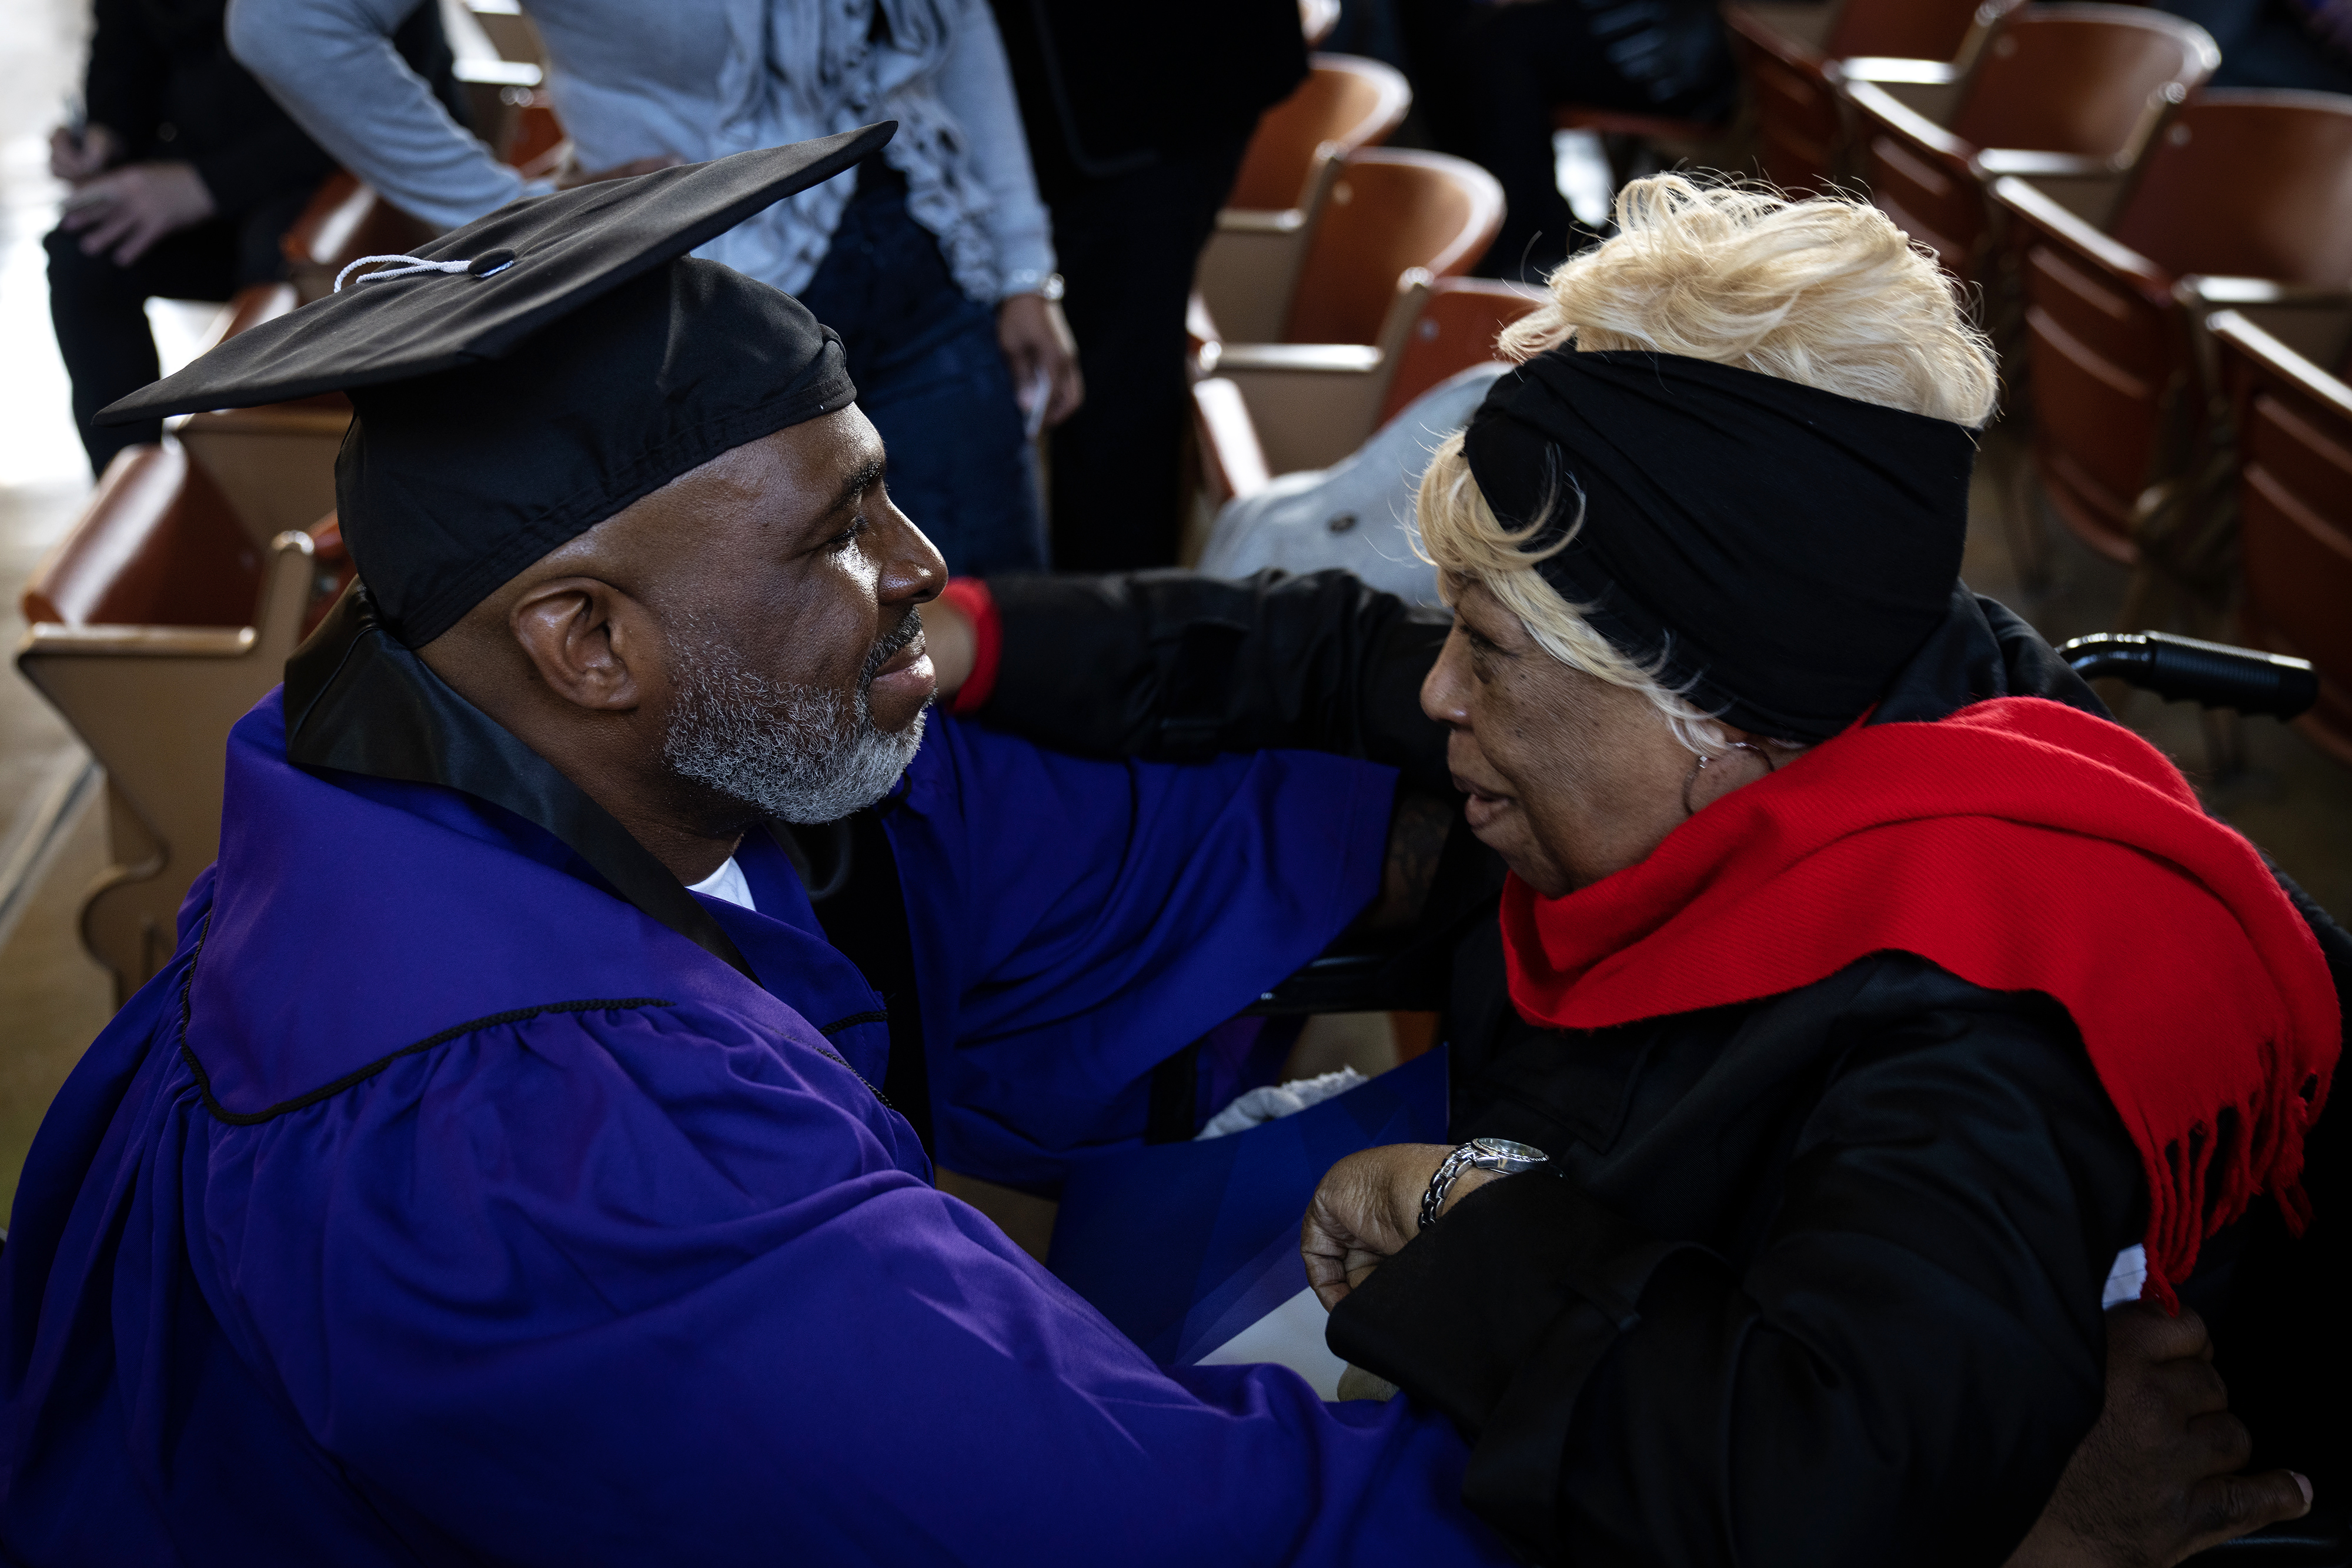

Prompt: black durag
xmin=340 ymin=259 xmax=855 ymax=647
xmin=1461 ymin=349 xmax=1979 ymax=741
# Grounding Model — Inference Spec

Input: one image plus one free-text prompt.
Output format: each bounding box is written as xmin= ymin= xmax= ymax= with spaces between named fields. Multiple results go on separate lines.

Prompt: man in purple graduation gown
xmin=0 ymin=129 xmax=1514 ymax=1564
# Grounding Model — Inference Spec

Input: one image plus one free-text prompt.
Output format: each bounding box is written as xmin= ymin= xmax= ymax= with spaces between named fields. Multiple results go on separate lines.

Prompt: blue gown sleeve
xmin=187 ymin=1002 xmax=1510 ymax=1566
xmin=886 ymin=717 xmax=1398 ymax=1185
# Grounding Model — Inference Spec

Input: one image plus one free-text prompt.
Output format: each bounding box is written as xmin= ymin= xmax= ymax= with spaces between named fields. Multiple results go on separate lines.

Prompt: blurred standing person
xmin=1399 ymin=0 xmax=1732 ymax=279
xmin=990 ymin=2 xmax=1307 ymax=570
xmin=228 ymin=0 xmax=1079 ymax=576
xmin=45 ymin=0 xmax=458 ymax=477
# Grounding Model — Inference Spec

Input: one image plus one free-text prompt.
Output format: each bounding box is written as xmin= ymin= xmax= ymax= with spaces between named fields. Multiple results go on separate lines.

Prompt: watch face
xmin=1472 ymin=1138 xmax=1547 ymax=1163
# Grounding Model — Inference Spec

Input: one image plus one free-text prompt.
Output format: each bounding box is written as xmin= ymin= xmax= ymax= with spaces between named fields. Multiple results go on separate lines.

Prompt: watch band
xmin=1418 ymin=1138 xmax=1550 ymax=1231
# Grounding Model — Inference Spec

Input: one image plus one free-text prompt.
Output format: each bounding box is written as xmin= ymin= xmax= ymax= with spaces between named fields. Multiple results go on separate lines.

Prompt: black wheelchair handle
xmin=2061 ymin=632 xmax=2320 ymax=721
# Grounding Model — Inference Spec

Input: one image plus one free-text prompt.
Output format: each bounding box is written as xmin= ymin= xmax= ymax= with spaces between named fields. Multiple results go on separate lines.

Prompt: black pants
xmin=1045 ymin=129 xmax=1254 ymax=572
xmin=47 ymin=190 xmax=306 ymax=477
xmin=1400 ymin=0 xmax=1732 ymax=279
xmin=799 ymin=161 xmax=1047 ymax=576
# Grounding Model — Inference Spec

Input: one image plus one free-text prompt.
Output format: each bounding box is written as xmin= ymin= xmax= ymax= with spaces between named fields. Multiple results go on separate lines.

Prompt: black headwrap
xmin=1462 ymin=349 xmax=1978 ymax=741
xmin=97 ymin=127 xmax=884 ymax=646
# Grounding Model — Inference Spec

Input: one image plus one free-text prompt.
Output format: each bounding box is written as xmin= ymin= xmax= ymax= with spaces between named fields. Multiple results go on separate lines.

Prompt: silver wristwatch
xmin=1419 ymin=1138 xmax=1549 ymax=1231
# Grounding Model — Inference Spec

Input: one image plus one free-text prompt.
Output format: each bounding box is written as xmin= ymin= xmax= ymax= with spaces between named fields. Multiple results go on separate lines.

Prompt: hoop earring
xmin=1681 ymin=740 xmax=1778 ymax=817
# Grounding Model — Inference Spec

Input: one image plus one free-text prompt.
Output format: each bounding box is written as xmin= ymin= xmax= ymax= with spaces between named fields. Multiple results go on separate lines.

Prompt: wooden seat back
xmin=1375 ymin=278 xmax=1542 ymax=425
xmin=2109 ymin=91 xmax=2352 ymax=285
xmin=1997 ymin=93 xmax=2352 ymax=564
xmin=1198 ymin=55 xmax=1411 ymax=343
xmin=1949 ymin=6 xmax=2216 ymax=158
xmin=2210 ymin=308 xmax=2352 ymax=767
xmin=1849 ymin=7 xmax=2217 ymax=287
xmin=1226 ymin=54 xmax=1412 ymax=212
xmin=1728 ymin=0 xmax=2019 ymax=191
xmin=22 ymin=445 xmax=263 ymax=631
xmin=17 ymin=443 xmax=323 ymax=999
xmin=1284 ymin=150 xmax=1505 ymax=347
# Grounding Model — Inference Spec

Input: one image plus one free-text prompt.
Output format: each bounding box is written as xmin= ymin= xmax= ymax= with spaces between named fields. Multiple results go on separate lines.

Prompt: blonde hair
xmin=1419 ymin=175 xmax=1996 ymax=753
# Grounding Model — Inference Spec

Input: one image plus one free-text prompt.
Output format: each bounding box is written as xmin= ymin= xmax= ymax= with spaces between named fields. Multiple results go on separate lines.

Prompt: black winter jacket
xmin=967 ymin=569 xmax=2349 ymax=1564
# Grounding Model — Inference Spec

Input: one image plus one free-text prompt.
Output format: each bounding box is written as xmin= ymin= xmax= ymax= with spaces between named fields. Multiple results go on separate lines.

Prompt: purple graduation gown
xmin=0 ymin=693 xmax=1512 ymax=1565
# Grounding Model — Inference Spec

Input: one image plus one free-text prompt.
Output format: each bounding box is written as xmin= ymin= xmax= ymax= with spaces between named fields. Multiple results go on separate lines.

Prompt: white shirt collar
xmin=686 ymin=856 xmax=756 ymax=912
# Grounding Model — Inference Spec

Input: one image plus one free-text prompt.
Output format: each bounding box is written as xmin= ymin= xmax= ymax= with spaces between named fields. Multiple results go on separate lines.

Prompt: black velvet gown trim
xmin=281 ymin=586 xmax=759 ymax=982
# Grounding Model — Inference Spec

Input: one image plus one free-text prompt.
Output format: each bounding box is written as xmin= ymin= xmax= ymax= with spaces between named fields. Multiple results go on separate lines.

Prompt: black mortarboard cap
xmin=98 ymin=123 xmax=893 ymax=646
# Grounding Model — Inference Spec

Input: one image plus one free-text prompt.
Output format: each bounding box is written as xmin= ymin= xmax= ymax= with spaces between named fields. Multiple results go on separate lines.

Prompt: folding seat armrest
xmin=1206 ymin=343 xmax=1386 ymax=375
xmin=1844 ymin=81 xmax=1970 ymax=156
xmin=1972 ymin=149 xmax=2113 ymax=179
xmin=1216 ymin=209 xmax=1308 ymax=237
xmin=2207 ymin=309 xmax=2352 ymax=418
xmin=2180 ymin=277 xmax=2352 ymax=311
xmin=16 ymin=624 xmax=259 ymax=661
xmin=1839 ymin=57 xmax=1960 ymax=85
xmin=1990 ymin=175 xmax=2172 ymax=305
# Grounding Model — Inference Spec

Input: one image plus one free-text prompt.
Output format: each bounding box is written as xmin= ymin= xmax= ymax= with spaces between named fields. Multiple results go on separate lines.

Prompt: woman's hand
xmin=997 ymin=292 xmax=1083 ymax=432
xmin=61 ymin=161 xmax=215 ymax=265
xmin=2003 ymin=1302 xmax=2310 ymax=1568
xmin=1302 ymin=1144 xmax=1496 ymax=1308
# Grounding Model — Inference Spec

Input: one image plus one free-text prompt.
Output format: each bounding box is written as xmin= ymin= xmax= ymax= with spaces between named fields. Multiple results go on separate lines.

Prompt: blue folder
xmin=1046 ymin=1047 xmax=1450 ymax=1369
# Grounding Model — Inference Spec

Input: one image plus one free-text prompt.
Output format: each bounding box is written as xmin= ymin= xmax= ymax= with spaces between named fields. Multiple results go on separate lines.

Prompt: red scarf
xmin=1501 ymin=697 xmax=2340 ymax=1308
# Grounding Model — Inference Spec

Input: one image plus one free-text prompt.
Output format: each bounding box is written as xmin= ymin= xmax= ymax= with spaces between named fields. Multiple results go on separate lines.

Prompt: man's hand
xmin=997 ymin=292 xmax=1083 ymax=432
xmin=60 ymin=161 xmax=215 ymax=265
xmin=50 ymin=123 xmax=120 ymax=183
xmin=2006 ymin=1302 xmax=2312 ymax=1568
xmin=1303 ymin=1144 xmax=1498 ymax=1308
xmin=556 ymin=153 xmax=687 ymax=190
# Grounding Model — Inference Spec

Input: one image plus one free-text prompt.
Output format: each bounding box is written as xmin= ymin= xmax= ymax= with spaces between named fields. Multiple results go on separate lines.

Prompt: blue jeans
xmin=797 ymin=162 xmax=1047 ymax=575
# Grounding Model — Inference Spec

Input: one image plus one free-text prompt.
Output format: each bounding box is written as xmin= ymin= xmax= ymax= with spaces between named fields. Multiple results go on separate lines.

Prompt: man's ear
xmin=509 ymin=576 xmax=656 ymax=713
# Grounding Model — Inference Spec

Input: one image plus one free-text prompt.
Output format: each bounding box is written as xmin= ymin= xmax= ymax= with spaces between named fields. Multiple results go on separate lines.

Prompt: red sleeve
xmin=938 ymin=577 xmax=1002 ymax=716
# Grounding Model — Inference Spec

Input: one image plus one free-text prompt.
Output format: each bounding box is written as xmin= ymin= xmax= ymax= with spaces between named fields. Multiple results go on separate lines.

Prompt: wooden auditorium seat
xmin=1203 ymin=151 xmax=1505 ymax=476
xmin=172 ymin=281 xmax=349 ymax=547
xmin=1845 ymin=6 xmax=2218 ymax=289
xmin=1181 ymin=280 xmax=1535 ymax=564
xmin=1374 ymin=277 xmax=1542 ymax=426
xmin=16 ymin=444 xmax=323 ymax=1000
xmin=1726 ymin=0 xmax=2023 ymax=192
xmin=1197 ymin=54 xmax=1412 ymax=344
xmin=2208 ymin=306 xmax=2352 ymax=767
xmin=1990 ymin=92 xmax=2352 ymax=600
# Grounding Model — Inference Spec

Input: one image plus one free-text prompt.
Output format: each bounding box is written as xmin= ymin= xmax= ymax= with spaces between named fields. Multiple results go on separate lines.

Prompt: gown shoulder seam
xmin=174 ymin=914 xmax=677 ymax=1126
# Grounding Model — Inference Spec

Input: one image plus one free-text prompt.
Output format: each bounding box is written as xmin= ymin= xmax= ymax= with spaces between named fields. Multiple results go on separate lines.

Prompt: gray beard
xmin=661 ymin=610 xmax=928 ymax=825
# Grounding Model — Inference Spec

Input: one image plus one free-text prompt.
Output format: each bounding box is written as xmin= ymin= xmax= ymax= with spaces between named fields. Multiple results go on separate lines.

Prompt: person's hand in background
xmin=60 ymin=161 xmax=215 ymax=265
xmin=2004 ymin=1301 xmax=2312 ymax=1568
xmin=50 ymin=123 xmax=121 ymax=183
xmin=997 ymin=291 xmax=1083 ymax=433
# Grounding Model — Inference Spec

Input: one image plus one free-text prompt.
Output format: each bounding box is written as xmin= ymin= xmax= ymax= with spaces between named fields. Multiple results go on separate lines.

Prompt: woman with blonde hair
xmin=936 ymin=173 xmax=2342 ymax=1563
